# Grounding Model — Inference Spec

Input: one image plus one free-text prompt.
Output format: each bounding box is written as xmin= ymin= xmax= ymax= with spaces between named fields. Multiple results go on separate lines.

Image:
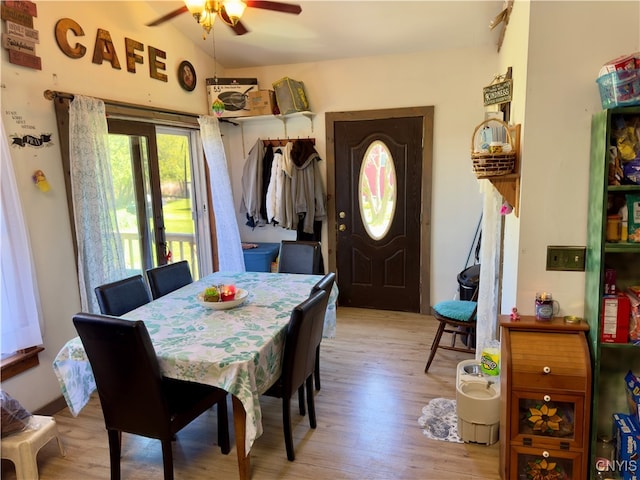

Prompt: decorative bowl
xmin=196 ymin=288 xmax=248 ymax=310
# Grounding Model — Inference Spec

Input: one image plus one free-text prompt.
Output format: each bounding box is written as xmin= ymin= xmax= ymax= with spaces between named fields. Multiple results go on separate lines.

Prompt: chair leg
xmin=314 ymin=345 xmax=321 ymax=391
xmin=425 ymin=320 xmax=447 ymax=373
xmin=306 ymin=376 xmax=317 ymax=429
xmin=217 ymin=397 xmax=230 ymax=454
xmin=107 ymin=429 xmax=121 ymax=480
xmin=282 ymin=397 xmax=295 ymax=461
xmin=298 ymin=385 xmax=306 ymax=416
xmin=161 ymin=439 xmax=174 ymax=480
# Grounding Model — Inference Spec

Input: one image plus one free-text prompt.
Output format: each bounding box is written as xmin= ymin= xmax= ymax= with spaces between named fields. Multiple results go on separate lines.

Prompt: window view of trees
xmin=359 ymin=140 xmax=396 ymax=240
xmin=108 ymin=131 xmax=197 ymax=275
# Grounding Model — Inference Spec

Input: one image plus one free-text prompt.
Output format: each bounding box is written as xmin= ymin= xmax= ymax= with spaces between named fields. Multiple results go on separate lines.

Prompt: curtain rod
xmin=43 ymin=89 xmax=202 ymax=123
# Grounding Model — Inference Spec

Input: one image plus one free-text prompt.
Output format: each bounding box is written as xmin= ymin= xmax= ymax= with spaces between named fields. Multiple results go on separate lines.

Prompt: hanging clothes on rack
xmin=259 ymin=145 xmax=274 ymax=222
xmin=240 ymin=139 xmax=266 ymax=228
xmin=241 ymin=138 xmax=326 ymax=235
xmin=277 ymin=141 xmax=296 ymax=230
xmin=290 ymin=138 xmax=326 ymax=236
xmin=265 ymin=145 xmax=284 ymax=225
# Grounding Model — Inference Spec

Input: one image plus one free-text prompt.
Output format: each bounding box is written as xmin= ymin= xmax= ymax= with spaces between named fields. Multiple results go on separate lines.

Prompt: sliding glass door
xmin=107 ymin=120 xmax=207 ymax=279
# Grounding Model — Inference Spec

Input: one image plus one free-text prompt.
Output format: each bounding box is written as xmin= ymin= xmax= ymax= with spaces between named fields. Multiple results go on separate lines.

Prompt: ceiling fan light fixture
xmin=184 ymin=0 xmax=207 ymax=20
xmin=199 ymin=9 xmax=216 ymax=37
xmin=221 ymin=0 xmax=246 ymax=26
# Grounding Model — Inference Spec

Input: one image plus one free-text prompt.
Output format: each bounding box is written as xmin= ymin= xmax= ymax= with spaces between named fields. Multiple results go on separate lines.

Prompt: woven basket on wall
xmin=471 ymin=118 xmax=516 ymax=178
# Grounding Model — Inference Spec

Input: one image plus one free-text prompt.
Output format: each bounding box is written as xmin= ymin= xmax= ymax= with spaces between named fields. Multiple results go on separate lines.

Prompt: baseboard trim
xmin=34 ymin=395 xmax=69 ymax=416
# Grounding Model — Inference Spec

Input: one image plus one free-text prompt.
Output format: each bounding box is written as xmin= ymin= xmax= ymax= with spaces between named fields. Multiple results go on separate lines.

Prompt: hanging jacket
xmin=240 ymin=140 xmax=265 ymax=228
xmin=290 ymin=140 xmax=327 ymax=234
xmin=266 ymin=147 xmax=282 ymax=224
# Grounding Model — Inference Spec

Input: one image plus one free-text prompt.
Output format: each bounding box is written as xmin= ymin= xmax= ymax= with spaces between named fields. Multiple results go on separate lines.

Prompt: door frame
xmin=325 ymin=106 xmax=434 ymax=313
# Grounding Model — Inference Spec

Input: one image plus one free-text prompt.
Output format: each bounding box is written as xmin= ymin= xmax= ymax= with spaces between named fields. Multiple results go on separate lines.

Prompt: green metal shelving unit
xmin=584 ymin=106 xmax=640 ymax=479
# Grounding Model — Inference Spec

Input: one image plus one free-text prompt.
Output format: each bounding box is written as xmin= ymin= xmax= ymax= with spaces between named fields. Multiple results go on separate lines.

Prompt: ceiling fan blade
xmin=220 ymin=12 xmax=249 ymax=36
xmin=230 ymin=20 xmax=249 ymax=35
xmin=245 ymin=1 xmax=302 ymax=15
xmin=146 ymin=5 xmax=189 ymax=27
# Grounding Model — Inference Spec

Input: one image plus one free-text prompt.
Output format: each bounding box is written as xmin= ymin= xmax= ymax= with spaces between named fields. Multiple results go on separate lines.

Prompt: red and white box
xmin=599 ymin=54 xmax=638 ymax=76
xmin=602 ymin=294 xmax=630 ymax=343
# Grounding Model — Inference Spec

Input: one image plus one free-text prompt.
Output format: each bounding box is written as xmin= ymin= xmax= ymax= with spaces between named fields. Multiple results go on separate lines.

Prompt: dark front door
xmin=332 ymin=111 xmax=430 ymax=312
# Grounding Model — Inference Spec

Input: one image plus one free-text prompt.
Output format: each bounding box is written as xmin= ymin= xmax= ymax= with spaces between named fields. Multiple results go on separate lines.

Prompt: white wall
xmin=505 ymin=0 xmax=639 ymax=318
xmin=1 ymin=1 xmax=218 ymax=411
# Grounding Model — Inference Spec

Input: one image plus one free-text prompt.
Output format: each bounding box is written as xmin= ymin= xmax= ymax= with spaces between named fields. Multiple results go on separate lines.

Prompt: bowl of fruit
xmin=196 ymin=284 xmax=248 ymax=310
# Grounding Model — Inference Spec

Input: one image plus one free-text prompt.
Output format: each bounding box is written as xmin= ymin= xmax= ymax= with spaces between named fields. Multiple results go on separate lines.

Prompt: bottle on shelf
xmin=594 ymin=436 xmax=616 ymax=480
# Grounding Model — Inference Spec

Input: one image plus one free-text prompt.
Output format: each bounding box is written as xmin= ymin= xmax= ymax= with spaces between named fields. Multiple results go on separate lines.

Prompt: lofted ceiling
xmin=145 ymin=1 xmax=507 ymax=69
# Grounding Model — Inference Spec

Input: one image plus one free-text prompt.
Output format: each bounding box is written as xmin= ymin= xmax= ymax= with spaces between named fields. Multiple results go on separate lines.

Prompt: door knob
xmin=339 ymin=224 xmax=346 ymax=231
xmin=339 ymin=211 xmax=346 ymax=219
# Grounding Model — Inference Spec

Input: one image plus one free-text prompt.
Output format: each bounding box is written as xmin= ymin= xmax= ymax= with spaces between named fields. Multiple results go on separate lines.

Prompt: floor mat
xmin=418 ymin=397 xmax=463 ymax=443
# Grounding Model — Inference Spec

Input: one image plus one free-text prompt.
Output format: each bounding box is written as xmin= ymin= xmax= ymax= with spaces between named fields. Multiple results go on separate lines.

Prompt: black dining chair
xmin=95 ymin=275 xmax=152 ymax=317
xmin=146 ymin=260 xmax=193 ymax=300
xmin=263 ymin=289 xmax=329 ymax=461
xmin=277 ymin=241 xmax=323 ymax=275
xmin=72 ymin=312 xmax=229 ymax=480
xmin=309 ymin=272 xmax=336 ymax=391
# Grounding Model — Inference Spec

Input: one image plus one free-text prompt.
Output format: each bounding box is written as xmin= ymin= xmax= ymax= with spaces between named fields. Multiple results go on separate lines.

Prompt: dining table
xmin=52 ymin=271 xmax=338 ymax=480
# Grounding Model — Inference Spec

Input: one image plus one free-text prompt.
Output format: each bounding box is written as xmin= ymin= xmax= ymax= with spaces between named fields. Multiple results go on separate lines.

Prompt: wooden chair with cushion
xmin=146 ymin=260 xmax=193 ymax=300
xmin=424 ymin=287 xmax=478 ymax=373
xmin=277 ymin=241 xmax=323 ymax=275
xmin=309 ymin=271 xmax=336 ymax=390
xmin=72 ymin=312 xmax=229 ymax=480
xmin=95 ymin=274 xmax=152 ymax=316
xmin=263 ymin=289 xmax=328 ymax=461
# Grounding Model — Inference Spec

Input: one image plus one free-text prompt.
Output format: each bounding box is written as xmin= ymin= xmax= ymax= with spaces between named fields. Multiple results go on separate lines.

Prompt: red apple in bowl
xmin=221 ymin=284 xmax=236 ymax=302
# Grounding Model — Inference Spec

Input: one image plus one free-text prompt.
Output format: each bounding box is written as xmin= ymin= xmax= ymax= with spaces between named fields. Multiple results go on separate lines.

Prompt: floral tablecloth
xmin=52 ymin=271 xmax=337 ymax=452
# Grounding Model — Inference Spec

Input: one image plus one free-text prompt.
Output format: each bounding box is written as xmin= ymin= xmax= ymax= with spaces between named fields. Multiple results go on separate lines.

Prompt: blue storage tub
xmin=243 ymin=243 xmax=280 ymax=272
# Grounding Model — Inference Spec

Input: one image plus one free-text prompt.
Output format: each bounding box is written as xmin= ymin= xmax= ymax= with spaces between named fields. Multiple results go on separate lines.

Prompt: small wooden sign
xmin=483 ymin=79 xmax=512 ymax=106
xmin=3 ymin=34 xmax=37 ymax=55
xmin=8 ymin=49 xmax=41 ymax=70
xmin=6 ymin=20 xmax=39 ymax=43
xmin=1 ymin=4 xmax=34 ymax=28
xmin=4 ymin=1 xmax=37 ymax=17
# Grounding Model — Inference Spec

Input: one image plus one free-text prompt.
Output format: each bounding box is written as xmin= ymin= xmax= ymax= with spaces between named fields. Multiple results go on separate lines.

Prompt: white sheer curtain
xmin=475 ymin=179 xmax=502 ymax=361
xmin=69 ymin=96 xmax=126 ymax=312
xmin=1 ymin=119 xmax=44 ymax=353
xmin=198 ymin=115 xmax=245 ymax=272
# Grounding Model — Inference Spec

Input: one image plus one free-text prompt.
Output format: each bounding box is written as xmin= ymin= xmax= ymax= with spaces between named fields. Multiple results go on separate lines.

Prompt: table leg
xmin=232 ymin=395 xmax=250 ymax=480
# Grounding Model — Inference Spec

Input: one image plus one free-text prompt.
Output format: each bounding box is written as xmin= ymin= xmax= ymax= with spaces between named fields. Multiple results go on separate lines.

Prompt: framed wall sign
xmin=178 ymin=60 xmax=196 ymax=91
xmin=483 ymin=78 xmax=512 ymax=106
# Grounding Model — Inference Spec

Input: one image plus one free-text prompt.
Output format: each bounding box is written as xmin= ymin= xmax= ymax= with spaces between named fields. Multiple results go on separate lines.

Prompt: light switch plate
xmin=546 ymin=246 xmax=586 ymax=271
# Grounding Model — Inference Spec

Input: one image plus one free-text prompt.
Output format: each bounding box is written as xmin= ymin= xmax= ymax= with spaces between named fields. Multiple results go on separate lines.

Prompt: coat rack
xmin=262 ymin=138 xmax=315 ymax=147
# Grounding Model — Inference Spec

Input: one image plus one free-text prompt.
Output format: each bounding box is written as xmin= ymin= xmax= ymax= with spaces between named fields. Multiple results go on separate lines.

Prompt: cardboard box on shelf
xmin=247 ymin=90 xmax=277 ymax=116
xmin=601 ymin=294 xmax=630 ymax=343
xmin=206 ymin=78 xmax=258 ymax=118
xmin=625 ymin=371 xmax=640 ymax=427
xmin=272 ymin=77 xmax=309 ymax=115
xmin=612 ymin=413 xmax=640 ymax=480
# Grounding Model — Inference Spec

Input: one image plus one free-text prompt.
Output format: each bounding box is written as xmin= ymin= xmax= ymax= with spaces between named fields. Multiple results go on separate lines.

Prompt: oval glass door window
xmin=359 ymin=140 xmax=396 ymax=240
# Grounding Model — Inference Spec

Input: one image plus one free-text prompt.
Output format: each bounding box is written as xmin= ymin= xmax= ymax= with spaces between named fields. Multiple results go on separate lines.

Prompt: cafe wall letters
xmin=1 ymin=0 xmax=42 ymax=70
xmin=54 ymin=17 xmax=176 ymax=83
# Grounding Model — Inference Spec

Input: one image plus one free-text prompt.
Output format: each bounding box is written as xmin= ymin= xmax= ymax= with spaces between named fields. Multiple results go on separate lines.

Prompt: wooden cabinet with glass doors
xmin=585 ymin=106 xmax=640 ymax=479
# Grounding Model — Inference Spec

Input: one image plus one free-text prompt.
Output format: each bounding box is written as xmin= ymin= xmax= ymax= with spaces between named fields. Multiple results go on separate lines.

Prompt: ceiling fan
xmin=147 ymin=0 xmax=302 ymax=37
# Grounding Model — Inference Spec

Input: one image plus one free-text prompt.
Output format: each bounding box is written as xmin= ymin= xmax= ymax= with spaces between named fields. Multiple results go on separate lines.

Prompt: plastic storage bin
xmin=243 ymin=243 xmax=280 ymax=272
xmin=596 ymin=69 xmax=640 ymax=109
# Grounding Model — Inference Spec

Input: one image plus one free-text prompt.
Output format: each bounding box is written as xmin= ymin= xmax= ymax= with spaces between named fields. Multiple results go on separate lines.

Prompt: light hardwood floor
xmin=2 ymin=307 xmax=500 ymax=479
